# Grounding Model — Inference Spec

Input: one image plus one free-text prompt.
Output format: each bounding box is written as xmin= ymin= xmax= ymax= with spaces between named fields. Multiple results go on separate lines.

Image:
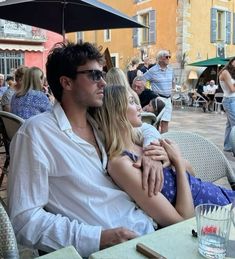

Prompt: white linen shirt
xmin=8 ymin=102 xmax=155 ymax=257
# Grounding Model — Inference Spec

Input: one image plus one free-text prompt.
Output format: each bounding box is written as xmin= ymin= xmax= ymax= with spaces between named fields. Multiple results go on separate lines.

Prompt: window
xmin=133 ymin=10 xmax=156 ymax=47
xmin=111 ymin=53 xmax=119 ymax=67
xmin=211 ymin=8 xmax=231 ymax=44
xmin=217 ymin=11 xmax=225 ymax=41
xmin=140 ymin=13 xmax=149 ymax=44
xmin=77 ymin=32 xmax=84 ymax=43
xmin=0 ymin=51 xmax=24 ymax=77
xmin=104 ymin=29 xmax=111 ymax=42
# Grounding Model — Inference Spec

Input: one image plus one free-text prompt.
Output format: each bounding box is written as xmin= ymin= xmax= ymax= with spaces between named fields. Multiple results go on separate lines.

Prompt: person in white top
xmin=8 ymin=42 xmax=168 ymax=257
xmin=219 ymin=57 xmax=235 ymax=152
xmin=203 ymin=80 xmax=218 ymax=111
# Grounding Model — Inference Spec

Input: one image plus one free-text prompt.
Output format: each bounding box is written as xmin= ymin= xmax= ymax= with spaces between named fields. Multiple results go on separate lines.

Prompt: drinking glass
xmin=195 ymin=204 xmax=231 ymax=259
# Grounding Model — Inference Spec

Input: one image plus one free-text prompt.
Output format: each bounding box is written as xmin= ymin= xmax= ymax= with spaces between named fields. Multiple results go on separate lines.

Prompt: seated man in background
xmin=8 ymin=42 xmax=168 ymax=258
xmin=203 ymin=80 xmax=218 ymax=111
xmin=132 ymin=76 xmax=158 ymax=107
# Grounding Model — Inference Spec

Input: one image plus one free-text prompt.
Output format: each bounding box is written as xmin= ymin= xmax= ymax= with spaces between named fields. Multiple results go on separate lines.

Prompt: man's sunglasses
xmin=164 ymin=55 xmax=171 ymax=59
xmin=76 ymin=69 xmax=106 ymax=82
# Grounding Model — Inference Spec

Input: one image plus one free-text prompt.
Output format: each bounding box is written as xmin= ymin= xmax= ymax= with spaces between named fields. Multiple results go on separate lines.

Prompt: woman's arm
xmin=108 ymin=151 xmax=194 ymax=227
xmin=220 ymin=70 xmax=235 ymax=92
xmin=160 ymin=139 xmax=194 ymax=219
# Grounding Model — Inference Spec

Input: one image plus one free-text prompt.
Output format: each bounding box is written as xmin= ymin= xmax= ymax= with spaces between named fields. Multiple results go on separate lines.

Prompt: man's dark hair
xmin=46 ymin=42 xmax=104 ymax=102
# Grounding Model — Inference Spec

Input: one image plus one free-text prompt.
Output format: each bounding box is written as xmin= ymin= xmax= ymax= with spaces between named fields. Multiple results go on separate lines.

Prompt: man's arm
xmin=136 ymin=123 xmax=165 ymax=196
xmin=8 ymin=132 xmax=102 ymax=257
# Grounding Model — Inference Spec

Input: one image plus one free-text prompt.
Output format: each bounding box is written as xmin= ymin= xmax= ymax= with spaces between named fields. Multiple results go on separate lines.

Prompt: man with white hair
xmin=143 ymin=50 xmax=175 ymax=133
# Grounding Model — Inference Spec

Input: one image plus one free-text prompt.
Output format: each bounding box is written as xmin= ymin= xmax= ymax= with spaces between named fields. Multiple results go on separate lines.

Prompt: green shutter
xmin=149 ymin=10 xmax=156 ymax=44
xmin=132 ymin=15 xmax=138 ymax=47
xmin=210 ymin=8 xmax=217 ymax=43
xmin=233 ymin=13 xmax=235 ymax=44
xmin=226 ymin=11 xmax=231 ymax=44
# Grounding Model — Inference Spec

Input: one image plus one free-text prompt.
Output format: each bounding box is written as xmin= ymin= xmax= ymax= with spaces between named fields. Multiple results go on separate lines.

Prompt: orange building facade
xmin=67 ymin=0 xmax=177 ymax=73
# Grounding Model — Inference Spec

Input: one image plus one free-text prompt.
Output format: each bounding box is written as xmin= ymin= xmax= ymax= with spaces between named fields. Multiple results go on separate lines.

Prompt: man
xmin=143 ymin=50 xmax=175 ymax=133
xmin=2 ymin=76 xmax=15 ymax=111
xmin=203 ymin=80 xmax=218 ymax=112
xmin=132 ymin=76 xmax=157 ymax=108
xmin=0 ymin=74 xmax=8 ymax=97
xmin=8 ymin=42 xmax=166 ymax=257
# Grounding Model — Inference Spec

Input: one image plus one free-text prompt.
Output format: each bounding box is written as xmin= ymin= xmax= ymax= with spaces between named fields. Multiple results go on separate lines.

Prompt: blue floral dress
xmin=122 ymin=150 xmax=235 ymax=206
xmin=11 ymin=90 xmax=52 ymax=119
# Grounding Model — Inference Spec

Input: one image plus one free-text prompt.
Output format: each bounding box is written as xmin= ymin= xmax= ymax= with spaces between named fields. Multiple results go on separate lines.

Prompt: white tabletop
xmin=89 ymin=215 xmax=235 ymax=259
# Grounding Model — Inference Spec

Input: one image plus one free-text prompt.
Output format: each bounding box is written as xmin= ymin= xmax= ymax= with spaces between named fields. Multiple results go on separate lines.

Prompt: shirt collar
xmin=52 ymin=101 xmax=98 ymax=132
xmin=53 ymin=101 xmax=72 ymax=132
xmin=156 ymin=63 xmax=169 ymax=71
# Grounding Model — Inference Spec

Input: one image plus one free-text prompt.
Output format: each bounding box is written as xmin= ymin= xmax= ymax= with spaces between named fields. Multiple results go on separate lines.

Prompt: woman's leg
xmin=223 ymin=98 xmax=235 ymax=151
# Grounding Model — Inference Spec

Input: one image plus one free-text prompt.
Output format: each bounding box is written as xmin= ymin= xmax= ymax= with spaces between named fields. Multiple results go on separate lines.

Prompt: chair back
xmin=230 ymin=126 xmax=235 ymax=157
xmin=214 ymin=92 xmax=224 ymax=100
xmin=161 ymin=131 xmax=235 ymax=188
xmin=0 ymin=111 xmax=24 ymax=141
xmin=0 ymin=202 xmax=19 ymax=259
xmin=141 ymin=112 xmax=157 ymax=125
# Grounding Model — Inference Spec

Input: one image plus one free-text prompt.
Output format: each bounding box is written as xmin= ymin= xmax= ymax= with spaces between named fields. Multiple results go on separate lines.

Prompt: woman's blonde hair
xmin=106 ymin=67 xmax=141 ymax=105
xmin=94 ymin=85 xmax=141 ymax=159
xmin=17 ymin=66 xmax=44 ymax=96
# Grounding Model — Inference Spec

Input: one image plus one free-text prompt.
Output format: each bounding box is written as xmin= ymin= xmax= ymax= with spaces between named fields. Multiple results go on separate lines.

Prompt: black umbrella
xmin=0 ymin=0 xmax=144 ymax=38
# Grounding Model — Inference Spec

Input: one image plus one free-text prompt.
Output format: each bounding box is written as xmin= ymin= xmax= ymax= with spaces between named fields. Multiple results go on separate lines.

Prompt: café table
xmin=89 ymin=212 xmax=235 ymax=259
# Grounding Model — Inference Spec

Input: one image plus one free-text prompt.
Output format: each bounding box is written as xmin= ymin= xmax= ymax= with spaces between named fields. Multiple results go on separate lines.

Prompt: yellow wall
xmin=187 ymin=0 xmax=235 ymax=63
xmin=67 ymin=0 xmax=177 ymax=70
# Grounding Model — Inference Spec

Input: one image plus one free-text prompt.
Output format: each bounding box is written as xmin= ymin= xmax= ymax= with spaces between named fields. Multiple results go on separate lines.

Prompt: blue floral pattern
xmin=122 ymin=150 xmax=235 ymax=206
xmin=11 ymin=90 xmax=52 ymax=119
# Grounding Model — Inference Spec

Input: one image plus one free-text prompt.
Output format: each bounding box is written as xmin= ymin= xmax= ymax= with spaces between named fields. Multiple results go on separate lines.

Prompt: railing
xmin=0 ymin=20 xmax=47 ymax=42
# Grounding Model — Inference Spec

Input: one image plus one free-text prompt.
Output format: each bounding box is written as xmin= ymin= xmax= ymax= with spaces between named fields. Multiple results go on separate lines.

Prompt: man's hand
xmin=144 ymin=140 xmax=171 ymax=168
xmin=100 ymin=227 xmax=138 ymax=250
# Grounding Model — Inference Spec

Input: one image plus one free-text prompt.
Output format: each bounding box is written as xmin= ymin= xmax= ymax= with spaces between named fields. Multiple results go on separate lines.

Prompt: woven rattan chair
xmin=0 ymin=201 xmax=19 ymax=259
xmin=161 ymin=131 xmax=235 ymax=190
xmin=0 ymin=111 xmax=24 ymax=205
xmin=230 ymin=126 xmax=235 ymax=157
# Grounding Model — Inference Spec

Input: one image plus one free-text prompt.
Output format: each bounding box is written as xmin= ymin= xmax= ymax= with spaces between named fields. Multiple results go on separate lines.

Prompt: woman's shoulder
xmin=108 ymin=153 xmax=136 ymax=171
xmin=219 ymin=69 xmax=230 ymax=80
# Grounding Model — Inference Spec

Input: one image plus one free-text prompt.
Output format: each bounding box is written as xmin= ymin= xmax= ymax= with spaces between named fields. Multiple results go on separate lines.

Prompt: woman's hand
xmin=160 ymin=139 xmax=183 ymax=168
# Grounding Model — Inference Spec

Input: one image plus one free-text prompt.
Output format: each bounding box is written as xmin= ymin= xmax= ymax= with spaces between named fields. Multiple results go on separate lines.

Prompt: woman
xmin=219 ymin=58 xmax=235 ymax=152
xmin=106 ymin=67 xmax=162 ymax=145
xmin=1 ymin=66 xmax=28 ymax=112
xmin=11 ymin=66 xmax=52 ymax=119
xmin=94 ymin=85 xmax=235 ymax=227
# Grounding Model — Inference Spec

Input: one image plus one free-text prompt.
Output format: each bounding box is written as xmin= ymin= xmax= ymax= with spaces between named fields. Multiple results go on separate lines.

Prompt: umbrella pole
xmin=62 ymin=0 xmax=66 ymax=42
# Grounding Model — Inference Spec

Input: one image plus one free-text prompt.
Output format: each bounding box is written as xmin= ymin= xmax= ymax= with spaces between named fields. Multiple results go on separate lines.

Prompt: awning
xmin=188 ymin=57 xmax=229 ymax=67
xmin=0 ymin=43 xmax=44 ymax=52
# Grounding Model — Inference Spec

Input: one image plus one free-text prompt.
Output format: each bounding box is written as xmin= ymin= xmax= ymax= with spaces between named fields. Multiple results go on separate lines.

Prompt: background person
xmin=143 ymin=50 xmax=175 ymax=133
xmin=10 ymin=66 xmax=52 ymax=119
xmin=0 ymin=73 xmax=8 ymax=97
xmin=131 ymin=76 xmax=157 ymax=108
xmin=1 ymin=76 xmax=15 ymax=111
xmin=2 ymin=66 xmax=28 ymax=112
xmin=219 ymin=57 xmax=235 ymax=152
xmin=203 ymin=80 xmax=218 ymax=111
xmin=127 ymin=57 xmax=142 ymax=86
